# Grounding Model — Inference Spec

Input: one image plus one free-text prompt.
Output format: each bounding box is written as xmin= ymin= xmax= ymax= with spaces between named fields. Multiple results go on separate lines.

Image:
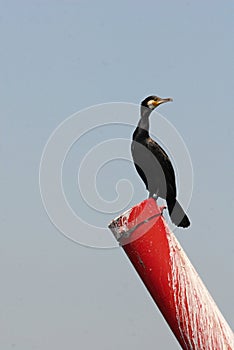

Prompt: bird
xmin=131 ymin=95 xmax=190 ymax=228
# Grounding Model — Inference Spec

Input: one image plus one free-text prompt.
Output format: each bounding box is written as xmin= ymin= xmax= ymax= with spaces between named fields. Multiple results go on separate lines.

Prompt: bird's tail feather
xmin=167 ymin=199 xmax=190 ymax=228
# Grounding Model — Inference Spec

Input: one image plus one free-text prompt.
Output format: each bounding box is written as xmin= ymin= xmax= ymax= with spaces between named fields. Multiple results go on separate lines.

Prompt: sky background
xmin=1 ymin=0 xmax=234 ymax=349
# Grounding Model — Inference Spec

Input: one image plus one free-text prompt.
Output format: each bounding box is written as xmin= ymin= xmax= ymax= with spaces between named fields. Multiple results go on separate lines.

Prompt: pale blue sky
xmin=1 ymin=0 xmax=234 ymax=349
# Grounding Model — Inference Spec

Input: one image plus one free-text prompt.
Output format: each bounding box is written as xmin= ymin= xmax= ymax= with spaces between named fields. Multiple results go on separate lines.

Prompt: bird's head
xmin=141 ymin=95 xmax=173 ymax=111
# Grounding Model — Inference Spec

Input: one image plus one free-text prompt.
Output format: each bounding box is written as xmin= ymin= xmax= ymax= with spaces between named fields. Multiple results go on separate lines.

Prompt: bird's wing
xmin=147 ymin=138 xmax=177 ymax=195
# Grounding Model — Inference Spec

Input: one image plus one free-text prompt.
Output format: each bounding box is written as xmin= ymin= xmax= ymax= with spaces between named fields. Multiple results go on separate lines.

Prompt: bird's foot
xmin=152 ymin=193 xmax=158 ymax=200
xmin=159 ymin=205 xmax=167 ymax=214
xmin=149 ymin=192 xmax=159 ymax=201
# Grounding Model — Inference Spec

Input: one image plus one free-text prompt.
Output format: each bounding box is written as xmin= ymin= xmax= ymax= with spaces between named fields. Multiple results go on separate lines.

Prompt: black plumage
xmin=131 ymin=95 xmax=190 ymax=228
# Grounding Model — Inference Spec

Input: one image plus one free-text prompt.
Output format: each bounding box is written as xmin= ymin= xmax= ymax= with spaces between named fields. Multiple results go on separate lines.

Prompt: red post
xmin=108 ymin=198 xmax=234 ymax=350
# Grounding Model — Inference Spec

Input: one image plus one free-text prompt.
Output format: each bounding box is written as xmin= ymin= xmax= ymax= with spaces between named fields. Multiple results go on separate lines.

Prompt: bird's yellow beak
xmin=152 ymin=97 xmax=173 ymax=107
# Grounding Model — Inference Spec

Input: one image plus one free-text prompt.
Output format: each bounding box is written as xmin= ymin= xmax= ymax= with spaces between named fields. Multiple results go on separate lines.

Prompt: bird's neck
xmin=135 ymin=107 xmax=152 ymax=137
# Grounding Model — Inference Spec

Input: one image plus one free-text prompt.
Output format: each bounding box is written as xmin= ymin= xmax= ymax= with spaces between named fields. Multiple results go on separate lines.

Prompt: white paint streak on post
xmin=166 ymin=227 xmax=234 ymax=350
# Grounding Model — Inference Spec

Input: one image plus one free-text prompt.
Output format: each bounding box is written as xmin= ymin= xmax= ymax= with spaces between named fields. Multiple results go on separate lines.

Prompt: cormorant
xmin=131 ymin=95 xmax=190 ymax=228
